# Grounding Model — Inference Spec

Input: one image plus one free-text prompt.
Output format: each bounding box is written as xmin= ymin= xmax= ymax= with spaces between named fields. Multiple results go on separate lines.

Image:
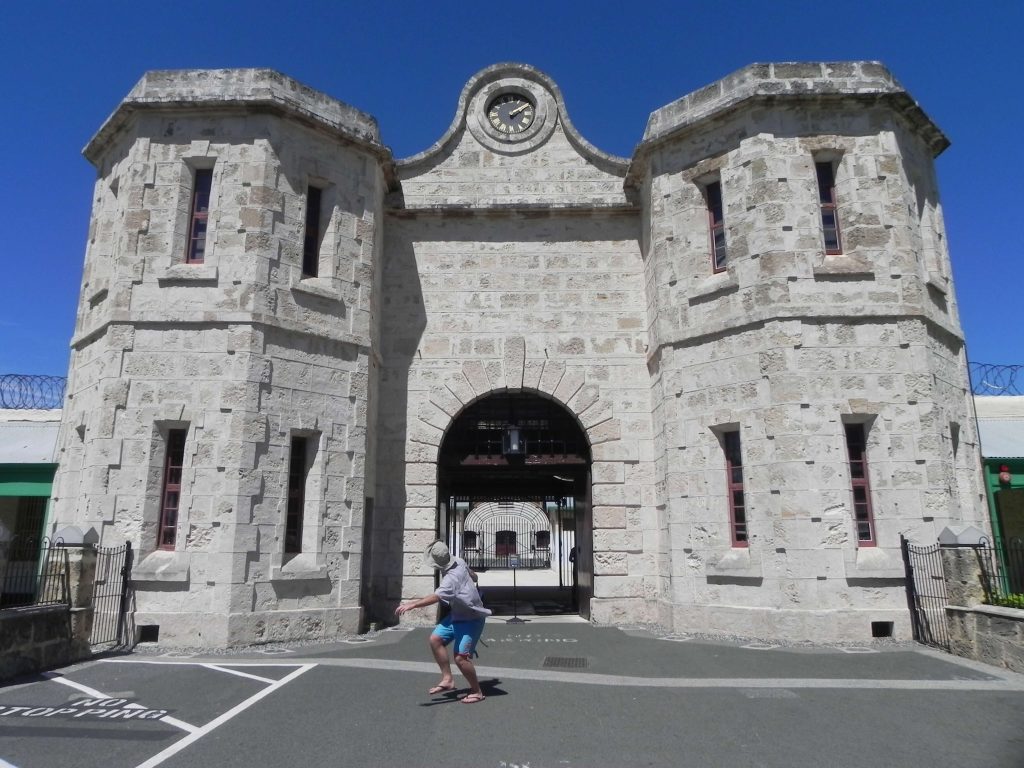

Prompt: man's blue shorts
xmin=432 ymin=616 xmax=486 ymax=657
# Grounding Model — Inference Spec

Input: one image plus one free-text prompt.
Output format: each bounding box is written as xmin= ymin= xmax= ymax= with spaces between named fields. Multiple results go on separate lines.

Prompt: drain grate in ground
xmin=542 ymin=656 xmax=589 ymax=669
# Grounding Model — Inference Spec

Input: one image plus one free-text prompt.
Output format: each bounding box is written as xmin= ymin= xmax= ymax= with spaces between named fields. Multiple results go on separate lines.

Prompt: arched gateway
xmin=437 ymin=392 xmax=593 ymax=618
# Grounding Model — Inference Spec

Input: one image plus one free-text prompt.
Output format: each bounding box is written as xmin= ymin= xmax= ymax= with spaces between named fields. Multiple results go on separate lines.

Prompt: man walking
xmin=396 ymin=540 xmax=491 ymax=704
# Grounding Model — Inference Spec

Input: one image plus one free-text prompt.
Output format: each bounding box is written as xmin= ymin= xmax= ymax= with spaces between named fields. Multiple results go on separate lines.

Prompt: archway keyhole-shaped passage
xmin=436 ymin=390 xmax=594 ymax=618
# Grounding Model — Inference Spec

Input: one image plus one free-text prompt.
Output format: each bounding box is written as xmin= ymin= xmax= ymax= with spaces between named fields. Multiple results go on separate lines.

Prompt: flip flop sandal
xmin=460 ymin=693 xmax=486 ymax=704
xmin=428 ymin=684 xmax=456 ymax=695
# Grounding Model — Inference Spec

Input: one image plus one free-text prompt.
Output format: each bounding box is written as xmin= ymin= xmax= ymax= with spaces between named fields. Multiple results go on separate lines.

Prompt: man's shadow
xmin=420 ymin=678 xmax=507 ymax=706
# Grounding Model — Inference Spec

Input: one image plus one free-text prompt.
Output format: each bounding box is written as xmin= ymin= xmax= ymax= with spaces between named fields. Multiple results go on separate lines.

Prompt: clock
xmin=486 ymin=93 xmax=536 ymax=135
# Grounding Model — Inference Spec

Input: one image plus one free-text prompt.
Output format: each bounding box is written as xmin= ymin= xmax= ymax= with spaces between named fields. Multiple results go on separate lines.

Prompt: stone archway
xmin=392 ymin=337 xmax=635 ymax=626
xmin=436 ymin=388 xmax=593 ymax=617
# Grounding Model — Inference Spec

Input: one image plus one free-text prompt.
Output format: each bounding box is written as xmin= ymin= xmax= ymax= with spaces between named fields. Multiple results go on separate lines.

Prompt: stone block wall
xmin=0 ymin=607 xmax=80 ymax=681
xmin=636 ymin=63 xmax=986 ymax=641
xmin=946 ymin=606 xmax=1024 ymax=674
xmin=51 ymin=71 xmax=388 ymax=646
xmin=376 ymin=211 xmax=662 ymax=625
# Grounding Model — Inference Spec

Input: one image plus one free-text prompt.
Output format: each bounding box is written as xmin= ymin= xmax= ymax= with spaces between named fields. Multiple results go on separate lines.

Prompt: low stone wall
xmin=946 ymin=605 xmax=1024 ymax=674
xmin=0 ymin=605 xmax=90 ymax=681
xmin=938 ymin=547 xmax=1024 ymax=673
xmin=0 ymin=546 xmax=99 ymax=681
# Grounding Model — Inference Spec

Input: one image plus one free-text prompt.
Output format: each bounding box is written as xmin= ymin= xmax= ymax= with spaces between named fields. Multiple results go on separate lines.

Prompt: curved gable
xmin=393 ymin=63 xmax=631 ymax=209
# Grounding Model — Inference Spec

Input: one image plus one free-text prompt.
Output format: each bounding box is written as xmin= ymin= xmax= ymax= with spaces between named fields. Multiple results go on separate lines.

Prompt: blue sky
xmin=1 ymin=0 xmax=1021 ymax=375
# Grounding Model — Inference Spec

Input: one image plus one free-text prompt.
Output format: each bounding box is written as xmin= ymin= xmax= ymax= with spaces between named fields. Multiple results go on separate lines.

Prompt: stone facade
xmin=50 ymin=62 xmax=989 ymax=646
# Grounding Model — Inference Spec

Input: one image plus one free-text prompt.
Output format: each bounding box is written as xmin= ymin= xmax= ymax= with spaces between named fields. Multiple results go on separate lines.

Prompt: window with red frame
xmin=285 ymin=437 xmax=309 ymax=554
xmin=158 ymin=429 xmax=187 ymax=550
xmin=302 ymin=186 xmax=323 ymax=278
xmin=816 ymin=161 xmax=842 ymax=254
xmin=186 ymin=168 xmax=213 ymax=264
xmin=723 ymin=430 xmax=748 ymax=546
xmin=844 ymin=423 xmax=876 ymax=545
xmin=706 ymin=180 xmax=728 ymax=272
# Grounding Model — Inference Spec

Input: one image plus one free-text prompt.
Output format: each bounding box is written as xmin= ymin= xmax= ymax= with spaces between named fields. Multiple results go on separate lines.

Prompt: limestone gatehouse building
xmin=50 ymin=61 xmax=989 ymax=647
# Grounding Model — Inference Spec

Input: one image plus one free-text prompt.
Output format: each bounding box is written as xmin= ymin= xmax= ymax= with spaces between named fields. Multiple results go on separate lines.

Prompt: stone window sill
xmin=133 ymin=550 xmax=190 ymax=583
xmin=925 ymin=273 xmax=948 ymax=295
xmin=688 ymin=272 xmax=739 ymax=305
xmin=157 ymin=264 xmax=218 ymax=285
xmin=843 ymin=546 xmax=904 ymax=579
xmin=813 ymin=255 xmax=874 ymax=280
xmin=705 ymin=547 xmax=762 ymax=577
xmin=271 ymin=552 xmax=329 ymax=581
xmin=290 ymin=277 xmax=342 ymax=302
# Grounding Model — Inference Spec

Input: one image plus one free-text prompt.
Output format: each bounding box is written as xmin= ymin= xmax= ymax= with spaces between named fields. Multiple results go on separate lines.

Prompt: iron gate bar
xmin=900 ymin=535 xmax=950 ymax=651
xmin=444 ymin=493 xmax=577 ymax=613
xmin=0 ymin=535 xmax=69 ymax=608
xmin=90 ymin=541 xmax=132 ymax=646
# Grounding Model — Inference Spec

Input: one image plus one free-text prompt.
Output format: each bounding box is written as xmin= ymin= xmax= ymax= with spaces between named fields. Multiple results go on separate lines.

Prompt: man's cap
xmin=424 ymin=540 xmax=453 ymax=571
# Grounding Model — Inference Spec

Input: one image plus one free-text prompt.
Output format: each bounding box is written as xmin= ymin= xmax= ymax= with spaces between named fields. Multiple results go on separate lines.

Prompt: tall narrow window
xmin=724 ymin=430 xmax=748 ymax=547
xmin=844 ymin=423 xmax=876 ymax=546
xmin=705 ymin=180 xmax=727 ymax=272
xmin=158 ymin=430 xmax=187 ymax=550
xmin=816 ymin=160 xmax=842 ymax=254
xmin=186 ymin=168 xmax=213 ymax=264
xmin=302 ymin=186 xmax=323 ymax=277
xmin=285 ymin=437 xmax=309 ymax=554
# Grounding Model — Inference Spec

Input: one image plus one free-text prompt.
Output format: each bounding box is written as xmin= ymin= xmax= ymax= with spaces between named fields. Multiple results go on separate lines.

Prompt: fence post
xmin=939 ymin=546 xmax=987 ymax=607
xmin=65 ymin=545 xmax=98 ymax=648
xmin=115 ymin=542 xmax=133 ymax=646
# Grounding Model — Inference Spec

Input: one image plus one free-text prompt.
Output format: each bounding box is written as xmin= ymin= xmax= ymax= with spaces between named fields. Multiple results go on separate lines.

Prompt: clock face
xmin=487 ymin=93 xmax=536 ymax=134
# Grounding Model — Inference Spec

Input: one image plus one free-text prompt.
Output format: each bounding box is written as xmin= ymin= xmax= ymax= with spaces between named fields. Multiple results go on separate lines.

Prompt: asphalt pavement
xmin=1 ymin=618 xmax=1023 ymax=768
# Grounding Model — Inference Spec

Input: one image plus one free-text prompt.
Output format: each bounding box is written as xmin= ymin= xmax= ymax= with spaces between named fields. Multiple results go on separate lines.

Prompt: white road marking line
xmin=101 ymin=660 xmax=301 ymax=667
xmin=0 ymin=758 xmax=20 ymax=768
xmin=294 ymin=657 xmax=1024 ymax=692
xmin=199 ymin=664 xmax=276 ymax=684
xmin=43 ymin=673 xmax=114 ymax=698
xmin=134 ymin=664 xmax=314 ymax=768
xmin=43 ymin=673 xmax=198 ymax=733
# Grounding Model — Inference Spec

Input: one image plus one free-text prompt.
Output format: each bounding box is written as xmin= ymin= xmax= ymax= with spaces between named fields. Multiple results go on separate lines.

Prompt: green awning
xmin=0 ymin=464 xmax=56 ymax=497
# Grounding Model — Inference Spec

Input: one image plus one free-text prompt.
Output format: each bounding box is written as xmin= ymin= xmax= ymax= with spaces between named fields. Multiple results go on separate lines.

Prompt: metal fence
xmin=0 ymin=374 xmax=67 ymax=409
xmin=0 ymin=536 xmax=69 ymax=608
xmin=976 ymin=538 xmax=1024 ymax=605
xmin=461 ymin=521 xmax=553 ymax=571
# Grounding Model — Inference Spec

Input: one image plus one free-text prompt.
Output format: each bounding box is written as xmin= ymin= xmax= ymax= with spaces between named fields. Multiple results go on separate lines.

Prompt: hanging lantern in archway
xmin=503 ymin=424 xmax=524 ymax=456
xmin=999 ymin=464 xmax=1012 ymax=484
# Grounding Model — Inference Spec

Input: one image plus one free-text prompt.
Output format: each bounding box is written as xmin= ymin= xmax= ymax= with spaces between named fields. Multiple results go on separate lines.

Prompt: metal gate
xmin=443 ymin=495 xmax=577 ymax=589
xmin=91 ymin=542 xmax=133 ymax=646
xmin=900 ymin=535 xmax=949 ymax=650
xmin=461 ymin=519 xmax=552 ymax=571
